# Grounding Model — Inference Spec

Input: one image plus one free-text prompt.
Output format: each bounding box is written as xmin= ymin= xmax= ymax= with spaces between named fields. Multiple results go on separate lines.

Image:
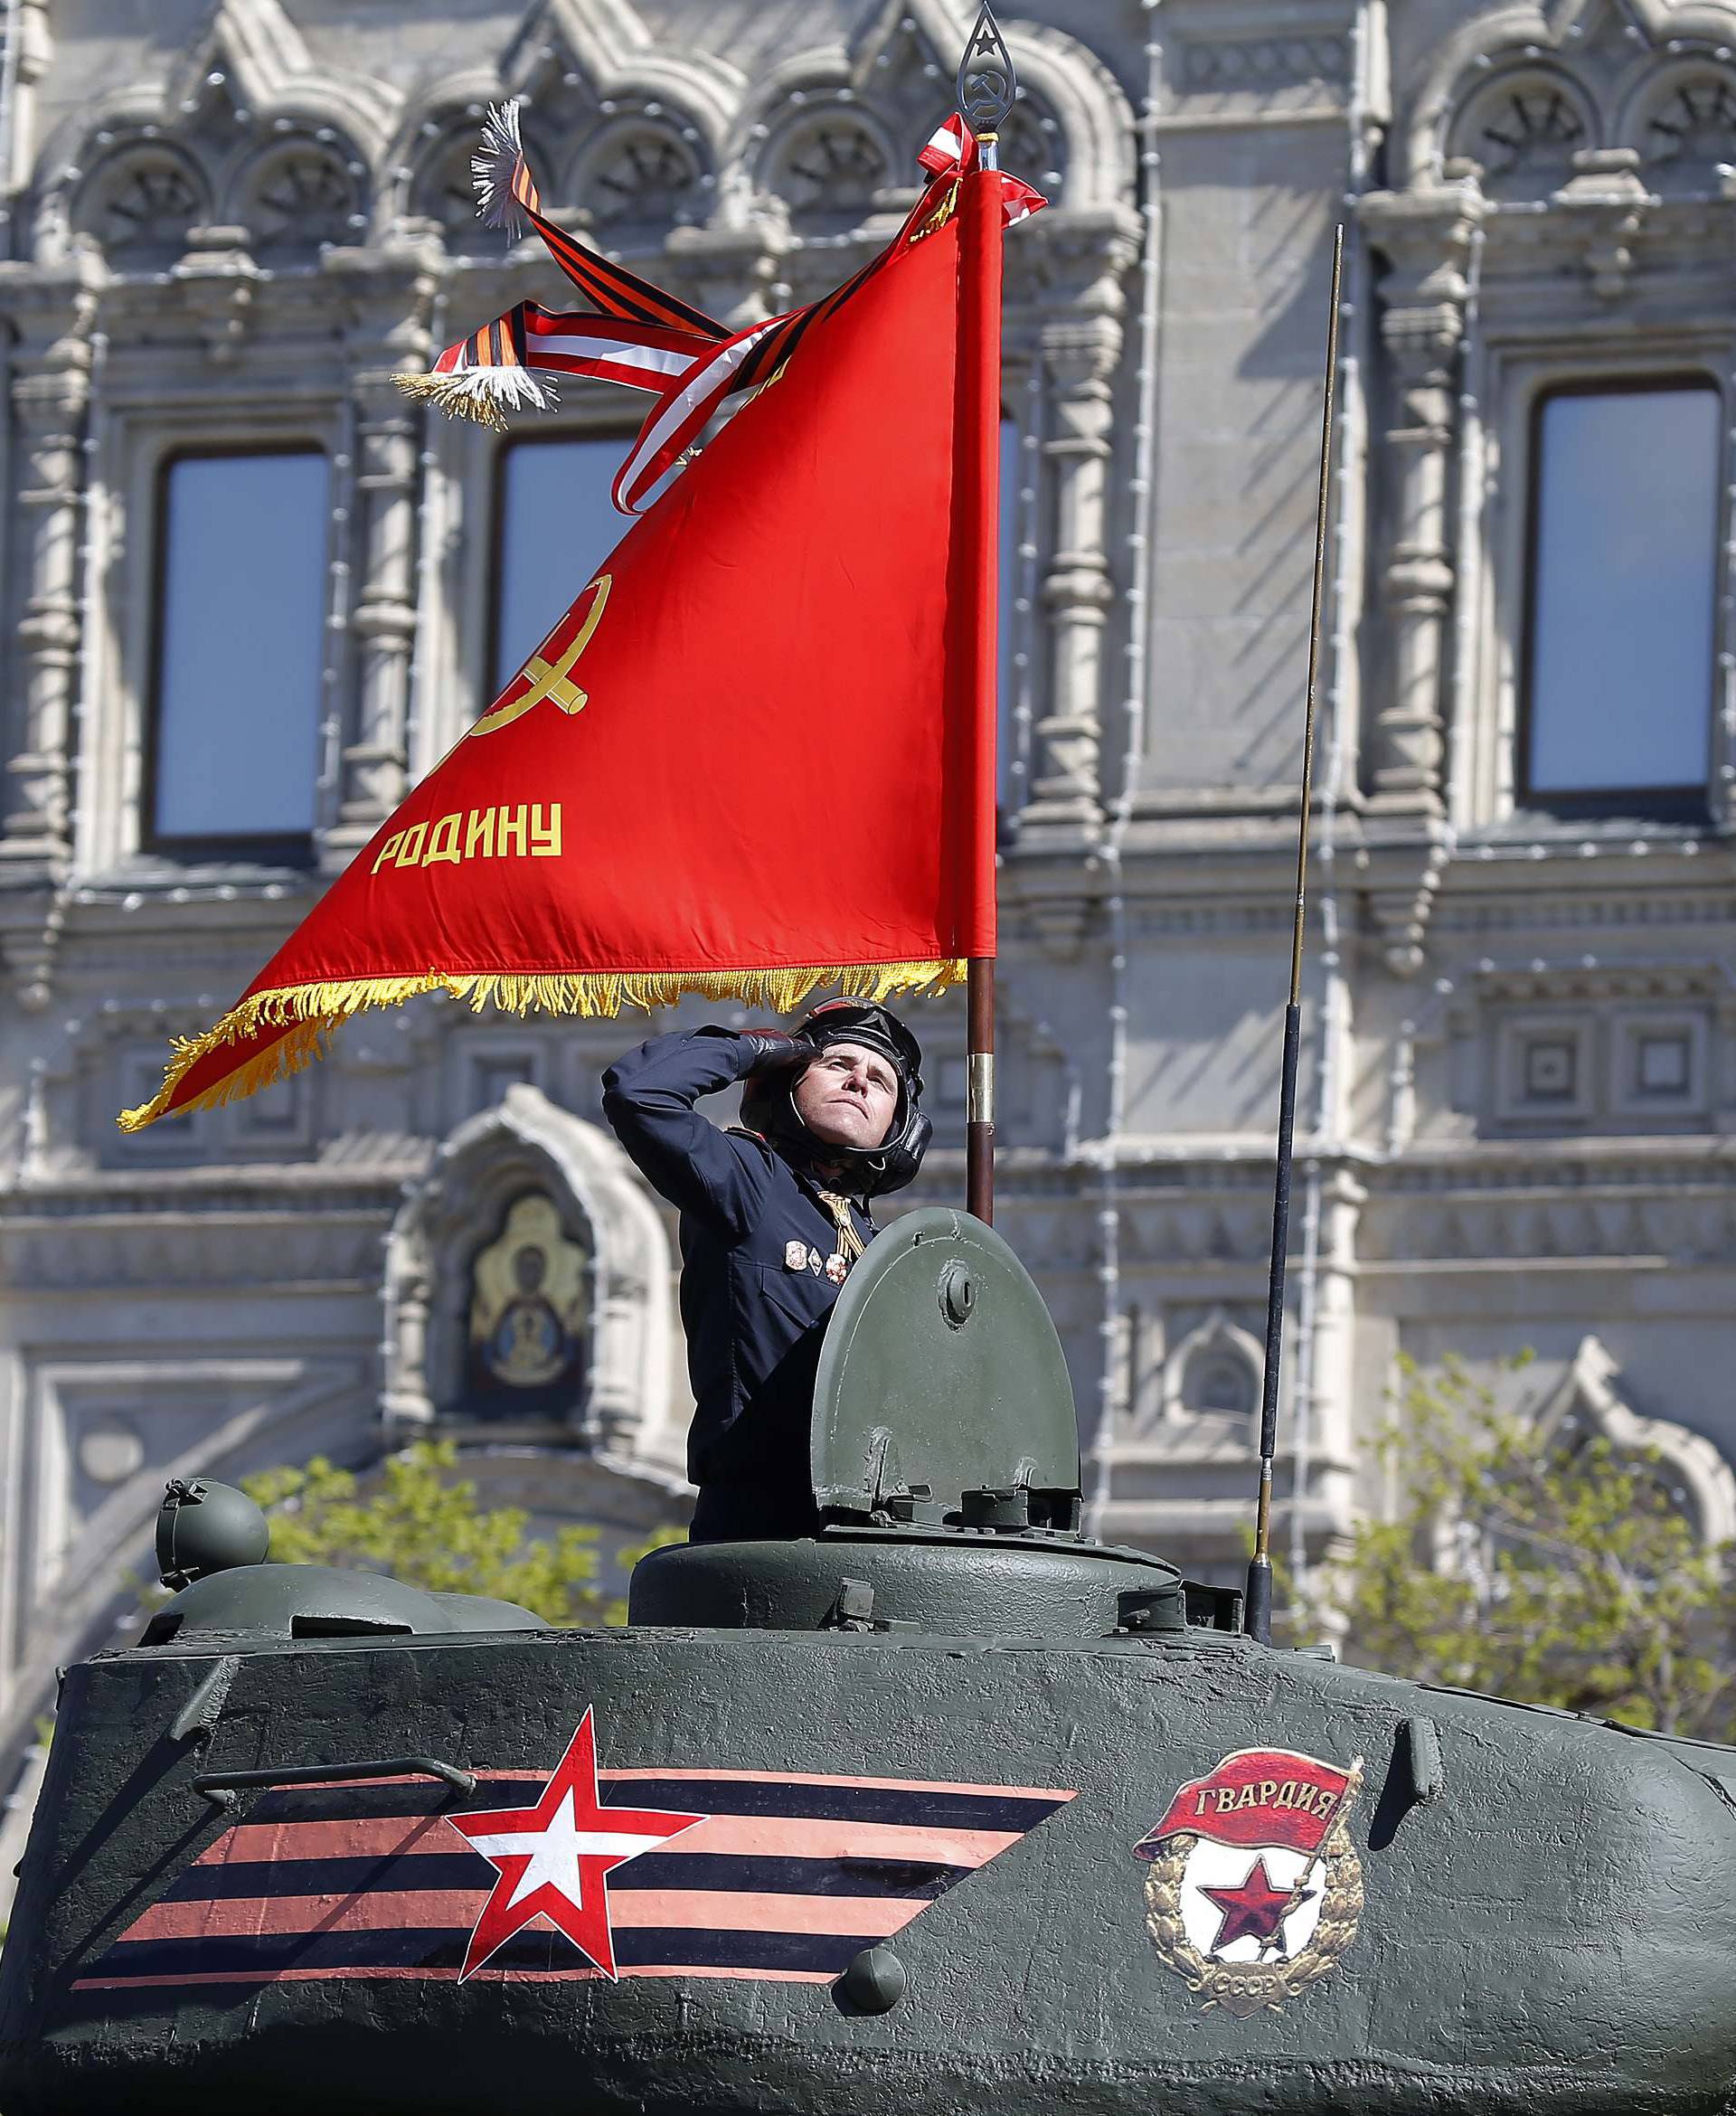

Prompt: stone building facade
xmin=5 ymin=0 xmax=1736 ymax=1882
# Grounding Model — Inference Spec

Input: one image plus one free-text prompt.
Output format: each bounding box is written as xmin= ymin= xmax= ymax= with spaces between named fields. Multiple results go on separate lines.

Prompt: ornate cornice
xmin=0 ymin=1209 xmax=393 ymax=1290
xmin=1153 ymin=0 xmax=1356 ymax=125
xmin=0 ymin=1165 xmax=420 ymax=1213
xmin=1401 ymin=0 xmax=1736 ymax=192
xmin=23 ymin=0 xmax=1134 ymax=279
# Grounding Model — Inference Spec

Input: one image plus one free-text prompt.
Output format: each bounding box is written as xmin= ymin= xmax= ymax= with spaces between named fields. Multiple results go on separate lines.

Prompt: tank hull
xmin=4 ymin=1620 xmax=1735 ymax=2115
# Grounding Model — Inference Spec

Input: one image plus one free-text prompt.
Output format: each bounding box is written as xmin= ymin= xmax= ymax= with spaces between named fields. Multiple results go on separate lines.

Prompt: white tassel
xmin=473 ymin=99 xmax=529 ymax=236
xmin=395 ymin=363 xmax=558 ymax=430
xmin=452 ymin=364 xmax=555 ymax=413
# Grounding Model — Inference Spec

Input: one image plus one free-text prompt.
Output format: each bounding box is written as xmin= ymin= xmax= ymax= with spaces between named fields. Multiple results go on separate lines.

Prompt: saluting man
xmin=602 ymin=1000 xmax=929 ymax=1543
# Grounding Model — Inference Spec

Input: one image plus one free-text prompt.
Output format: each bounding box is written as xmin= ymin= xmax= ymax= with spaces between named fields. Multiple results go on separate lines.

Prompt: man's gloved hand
xmin=738 ymin=1028 xmax=816 ymax=1073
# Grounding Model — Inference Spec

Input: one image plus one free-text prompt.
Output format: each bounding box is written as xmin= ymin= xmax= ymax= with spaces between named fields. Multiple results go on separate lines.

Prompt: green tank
xmin=3 ymin=1207 xmax=1734 ymax=2113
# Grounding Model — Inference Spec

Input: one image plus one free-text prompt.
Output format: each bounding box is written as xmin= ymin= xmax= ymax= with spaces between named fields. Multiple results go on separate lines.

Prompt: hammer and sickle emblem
xmin=471 ymin=572 xmax=611 ymax=738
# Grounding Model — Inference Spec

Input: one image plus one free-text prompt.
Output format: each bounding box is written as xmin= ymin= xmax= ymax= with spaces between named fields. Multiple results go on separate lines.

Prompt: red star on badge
xmin=1201 ymin=1856 xmax=1312 ymax=1956
xmin=446 ymin=1709 xmax=706 ymax=1980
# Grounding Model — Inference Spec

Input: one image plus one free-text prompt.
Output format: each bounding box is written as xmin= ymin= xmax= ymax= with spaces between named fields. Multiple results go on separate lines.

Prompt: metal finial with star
xmin=957 ymin=3 xmax=1017 ymax=139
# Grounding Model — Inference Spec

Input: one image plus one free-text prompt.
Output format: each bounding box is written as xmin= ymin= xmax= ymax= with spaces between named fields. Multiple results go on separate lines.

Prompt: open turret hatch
xmin=810 ymin=1207 xmax=1081 ymax=1531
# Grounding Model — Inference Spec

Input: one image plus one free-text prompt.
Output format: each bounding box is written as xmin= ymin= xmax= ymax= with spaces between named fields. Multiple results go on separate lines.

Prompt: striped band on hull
xmin=73 ymin=1768 xmax=1074 ymax=1995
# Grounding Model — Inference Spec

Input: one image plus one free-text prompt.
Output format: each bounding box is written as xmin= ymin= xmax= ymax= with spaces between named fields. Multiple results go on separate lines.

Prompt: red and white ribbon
xmin=516 ymin=310 xmax=712 ymax=394
xmin=611 ymin=314 xmax=791 ymax=514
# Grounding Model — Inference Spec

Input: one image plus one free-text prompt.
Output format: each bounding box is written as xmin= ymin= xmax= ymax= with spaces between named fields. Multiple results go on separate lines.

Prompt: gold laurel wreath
xmin=1143 ymin=1823 xmax=1364 ymax=2018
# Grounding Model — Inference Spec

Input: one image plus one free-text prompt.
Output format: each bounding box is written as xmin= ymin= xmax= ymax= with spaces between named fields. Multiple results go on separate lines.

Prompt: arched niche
xmin=760 ymin=102 xmax=900 ymax=236
xmin=382 ymin=1083 xmax=679 ymax=1474
xmin=231 ymin=134 xmax=369 ymax=253
xmin=389 ymin=86 xmax=501 ymax=250
xmin=570 ymin=113 xmax=712 ymax=236
xmin=1531 ymin=1335 xmax=1736 ymax=1544
xmin=1618 ymin=55 xmax=1736 ymax=191
xmin=1164 ymin=1309 xmax=1264 ymax=1426
xmin=1445 ymin=62 xmax=1597 ymax=198
xmin=72 ymin=139 xmax=212 ymax=265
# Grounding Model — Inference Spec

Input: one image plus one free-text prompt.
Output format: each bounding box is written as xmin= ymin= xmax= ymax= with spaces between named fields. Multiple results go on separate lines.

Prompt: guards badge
xmin=1133 ymin=1746 xmax=1363 ymax=2017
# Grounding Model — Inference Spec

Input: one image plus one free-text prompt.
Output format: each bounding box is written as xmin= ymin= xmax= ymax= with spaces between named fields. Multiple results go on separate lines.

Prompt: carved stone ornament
xmin=1531 ymin=1334 xmax=1736 ymax=1545
xmin=579 ymin=121 xmax=706 ymax=229
xmin=764 ymin=109 xmax=895 ymax=228
xmin=76 ymin=146 xmax=209 ymax=260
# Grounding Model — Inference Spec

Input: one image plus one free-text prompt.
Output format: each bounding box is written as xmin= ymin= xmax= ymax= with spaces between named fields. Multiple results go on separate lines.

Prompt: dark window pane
xmin=153 ymin=452 xmax=328 ymax=840
xmin=495 ymin=439 xmax=627 ymax=692
xmin=1528 ymin=384 xmax=1719 ymax=797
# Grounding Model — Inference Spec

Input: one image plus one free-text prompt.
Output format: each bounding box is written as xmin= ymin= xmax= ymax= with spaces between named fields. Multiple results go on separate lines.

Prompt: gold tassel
xmin=816 ymin=1190 xmax=867 ymax=1263
xmin=117 ymin=960 xmax=967 ymax=1132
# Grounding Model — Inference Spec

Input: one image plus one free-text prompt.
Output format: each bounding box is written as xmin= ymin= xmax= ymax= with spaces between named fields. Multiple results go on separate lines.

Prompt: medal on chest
xmin=786 ymin=1236 xmax=848 ymax=1283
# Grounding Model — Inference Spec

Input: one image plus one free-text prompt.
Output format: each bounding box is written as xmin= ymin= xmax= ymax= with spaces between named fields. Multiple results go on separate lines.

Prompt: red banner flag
xmin=120 ymin=147 xmax=1032 ymax=1131
xmin=1132 ymin=1750 xmax=1356 ymax=1860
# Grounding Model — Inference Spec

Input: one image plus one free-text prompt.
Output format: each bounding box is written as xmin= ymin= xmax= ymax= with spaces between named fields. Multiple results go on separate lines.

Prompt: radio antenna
xmin=1244 ymin=223 xmax=1344 ymax=1647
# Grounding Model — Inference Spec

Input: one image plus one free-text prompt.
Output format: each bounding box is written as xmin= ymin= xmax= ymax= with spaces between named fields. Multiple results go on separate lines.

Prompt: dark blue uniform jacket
xmin=601 ymin=1028 xmax=876 ymax=1515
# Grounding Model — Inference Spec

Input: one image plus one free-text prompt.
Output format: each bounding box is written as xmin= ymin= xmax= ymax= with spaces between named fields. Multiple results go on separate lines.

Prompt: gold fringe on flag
xmin=117 ymin=960 xmax=967 ymax=1132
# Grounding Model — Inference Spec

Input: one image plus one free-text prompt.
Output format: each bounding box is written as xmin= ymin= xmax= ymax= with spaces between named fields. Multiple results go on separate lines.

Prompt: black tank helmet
xmin=740 ymin=997 xmax=931 ymax=1199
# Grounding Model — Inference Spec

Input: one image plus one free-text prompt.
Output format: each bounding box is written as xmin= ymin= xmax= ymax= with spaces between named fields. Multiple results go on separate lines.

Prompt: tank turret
xmin=145 ymin=1477 xmax=543 ymax=1645
xmin=4 ymin=1211 xmax=1736 ymax=2116
xmin=632 ymin=1208 xmax=1236 ymax=1639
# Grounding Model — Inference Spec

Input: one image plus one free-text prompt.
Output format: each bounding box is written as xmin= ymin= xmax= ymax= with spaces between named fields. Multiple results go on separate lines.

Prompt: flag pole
xmin=958 ymin=4 xmax=1014 ymax=1227
xmin=1243 ymin=223 xmax=1344 ymax=1648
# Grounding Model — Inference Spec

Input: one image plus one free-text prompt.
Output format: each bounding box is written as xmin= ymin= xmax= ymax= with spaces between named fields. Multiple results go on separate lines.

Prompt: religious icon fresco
xmin=467 ymin=1192 xmax=591 ymax=1408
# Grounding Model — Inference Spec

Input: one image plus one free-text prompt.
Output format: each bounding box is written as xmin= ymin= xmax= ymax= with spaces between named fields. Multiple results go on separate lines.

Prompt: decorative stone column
xmin=1027 ymin=316 xmax=1118 ymax=830
xmin=326 ymin=375 xmax=420 ymax=860
xmin=0 ymin=257 xmax=100 ymax=877
xmin=382 ymin=1263 xmax=435 ymax=1429
xmin=0 ymin=4 xmax=53 ymax=231
xmin=1359 ymin=185 xmax=1482 ymax=817
xmin=324 ymin=249 xmax=439 ymax=867
xmin=1302 ymin=1167 xmax=1362 ymax=1537
xmin=1017 ymin=210 xmax=1137 ymax=839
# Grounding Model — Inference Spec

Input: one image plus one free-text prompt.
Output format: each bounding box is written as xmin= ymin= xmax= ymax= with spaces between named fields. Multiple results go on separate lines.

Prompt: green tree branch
xmin=1290 ymin=1356 xmax=1736 ymax=1739
xmin=244 ymin=1441 xmax=683 ymax=1629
